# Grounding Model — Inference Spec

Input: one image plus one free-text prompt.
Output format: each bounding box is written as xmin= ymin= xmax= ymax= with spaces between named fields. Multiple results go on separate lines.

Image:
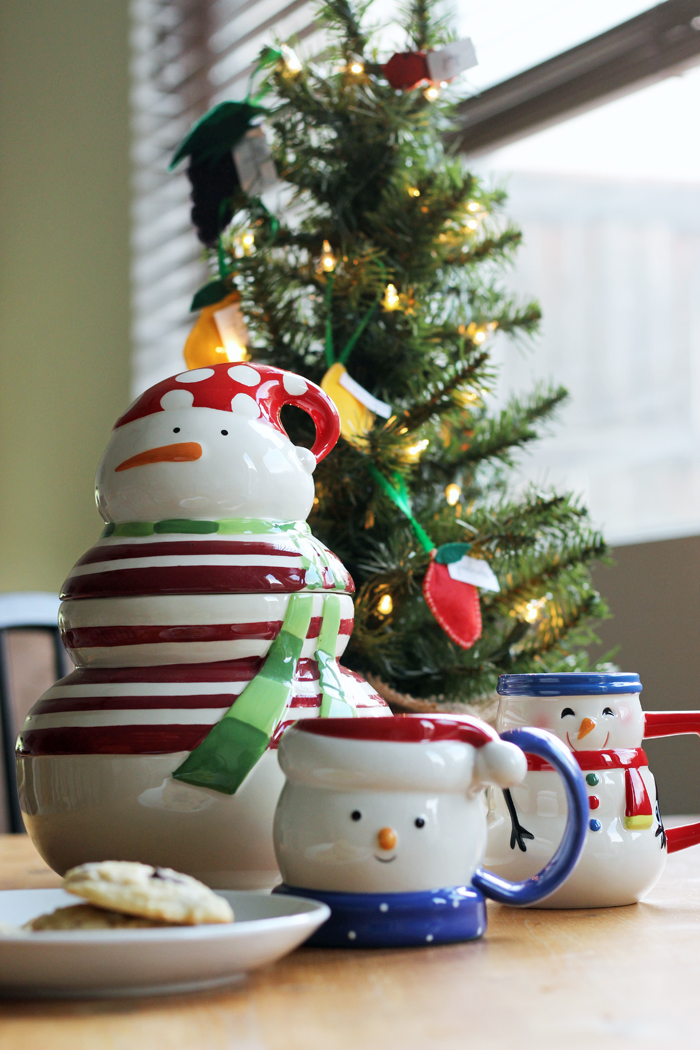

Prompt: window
xmin=477 ymin=64 xmax=700 ymax=544
xmin=130 ymin=0 xmax=700 ymax=543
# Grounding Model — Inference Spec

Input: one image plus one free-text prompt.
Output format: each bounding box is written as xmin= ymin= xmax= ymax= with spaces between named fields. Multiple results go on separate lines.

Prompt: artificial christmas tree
xmin=171 ymin=0 xmax=610 ymax=710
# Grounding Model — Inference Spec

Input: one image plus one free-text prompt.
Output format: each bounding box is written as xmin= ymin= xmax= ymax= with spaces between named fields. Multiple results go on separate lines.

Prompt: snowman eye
xmin=414 ymin=817 xmax=425 ymax=828
xmin=351 ymin=810 xmax=362 ymax=821
xmin=603 ymin=707 xmax=615 ymax=716
xmin=173 ymin=427 xmax=180 ymax=433
xmin=221 ymin=430 xmax=229 ymax=436
xmin=561 ymin=708 xmax=575 ymax=718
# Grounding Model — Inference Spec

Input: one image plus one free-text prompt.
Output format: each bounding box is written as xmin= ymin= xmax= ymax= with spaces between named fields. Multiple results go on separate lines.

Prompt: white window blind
xmin=130 ymin=0 xmax=322 ymax=395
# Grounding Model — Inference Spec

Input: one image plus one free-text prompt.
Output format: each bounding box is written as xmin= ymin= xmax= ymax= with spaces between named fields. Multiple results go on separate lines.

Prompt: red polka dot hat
xmin=116 ymin=363 xmax=341 ymax=464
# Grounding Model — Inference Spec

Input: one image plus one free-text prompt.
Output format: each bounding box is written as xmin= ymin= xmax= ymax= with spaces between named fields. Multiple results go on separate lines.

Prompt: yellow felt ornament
xmin=321 ymin=362 xmax=376 ymax=443
xmin=183 ymin=291 xmax=249 ymax=369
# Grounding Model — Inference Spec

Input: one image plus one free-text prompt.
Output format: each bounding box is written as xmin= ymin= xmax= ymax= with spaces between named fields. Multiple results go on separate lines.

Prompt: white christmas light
xmin=280 ymin=44 xmax=302 ymax=74
xmin=523 ymin=597 xmax=547 ymax=623
xmin=320 ymin=240 xmax=336 ymax=272
xmin=382 ymin=283 xmax=401 ymax=311
xmin=406 ymin=438 xmax=429 ymax=462
xmin=445 ymin=483 xmax=461 ymax=506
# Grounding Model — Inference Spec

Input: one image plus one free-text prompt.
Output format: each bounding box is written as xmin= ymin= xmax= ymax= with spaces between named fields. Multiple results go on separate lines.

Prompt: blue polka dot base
xmin=273 ymin=884 xmax=487 ymax=947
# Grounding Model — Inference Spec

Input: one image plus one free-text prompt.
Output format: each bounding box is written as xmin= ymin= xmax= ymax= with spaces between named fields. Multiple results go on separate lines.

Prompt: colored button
xmin=586 ymin=773 xmax=600 ymax=786
xmin=589 ymin=819 xmax=602 ymax=832
xmin=588 ymin=796 xmax=600 ymax=810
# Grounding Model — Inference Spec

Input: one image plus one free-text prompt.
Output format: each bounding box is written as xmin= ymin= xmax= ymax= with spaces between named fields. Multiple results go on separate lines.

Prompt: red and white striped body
xmin=18 ymin=523 xmax=388 ymax=887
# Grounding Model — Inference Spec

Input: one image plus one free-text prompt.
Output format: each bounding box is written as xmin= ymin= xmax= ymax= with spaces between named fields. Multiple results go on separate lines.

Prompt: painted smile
xmin=374 ymin=854 xmax=397 ymax=864
xmin=566 ymin=731 xmax=610 ymax=749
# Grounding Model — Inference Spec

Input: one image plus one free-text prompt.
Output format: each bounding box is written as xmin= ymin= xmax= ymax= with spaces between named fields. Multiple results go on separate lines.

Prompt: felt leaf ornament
xmin=422 ymin=543 xmax=483 ymax=650
xmin=183 ymin=291 xmax=249 ymax=369
xmin=321 ymin=363 xmax=391 ymax=444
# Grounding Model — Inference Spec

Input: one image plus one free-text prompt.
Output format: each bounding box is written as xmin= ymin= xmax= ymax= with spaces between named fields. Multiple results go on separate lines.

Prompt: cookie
xmin=25 ymin=903 xmax=169 ymax=931
xmin=63 ymin=861 xmax=234 ymax=925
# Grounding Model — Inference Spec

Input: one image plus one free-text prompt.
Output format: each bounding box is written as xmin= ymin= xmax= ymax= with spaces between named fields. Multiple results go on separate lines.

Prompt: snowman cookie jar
xmin=485 ymin=672 xmax=700 ymax=908
xmin=16 ymin=363 xmax=389 ymax=888
xmin=272 ymin=716 xmax=588 ymax=947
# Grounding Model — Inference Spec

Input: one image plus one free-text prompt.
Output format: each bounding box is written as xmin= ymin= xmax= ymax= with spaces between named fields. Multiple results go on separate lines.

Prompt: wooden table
xmin=1 ymin=833 xmax=699 ymax=1050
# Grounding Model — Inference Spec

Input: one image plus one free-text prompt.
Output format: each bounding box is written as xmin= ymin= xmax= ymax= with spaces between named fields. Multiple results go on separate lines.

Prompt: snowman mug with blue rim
xmin=272 ymin=714 xmax=588 ymax=947
xmin=485 ymin=672 xmax=700 ymax=908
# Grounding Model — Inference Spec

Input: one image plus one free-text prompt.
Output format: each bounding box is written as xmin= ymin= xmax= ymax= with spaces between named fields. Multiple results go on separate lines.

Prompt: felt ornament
xmin=321 ymin=362 xmax=391 ymax=444
xmin=365 ymin=474 xmax=493 ymax=651
xmin=381 ymin=51 xmax=431 ymax=90
xmin=170 ymin=101 xmax=267 ymax=246
xmin=422 ymin=544 xmax=483 ymax=650
xmin=380 ymin=39 xmax=478 ymax=92
xmin=423 ymin=542 xmax=500 ymax=649
xmin=183 ymin=291 xmax=249 ymax=369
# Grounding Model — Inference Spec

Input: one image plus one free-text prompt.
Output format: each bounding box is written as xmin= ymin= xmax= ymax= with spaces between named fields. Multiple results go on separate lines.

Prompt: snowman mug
xmin=485 ymin=672 xmax=700 ymax=908
xmin=272 ymin=715 xmax=588 ymax=947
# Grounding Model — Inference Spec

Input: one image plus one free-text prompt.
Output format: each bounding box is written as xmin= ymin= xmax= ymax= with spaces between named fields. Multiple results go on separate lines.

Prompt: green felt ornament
xmin=169 ymin=101 xmax=266 ymax=170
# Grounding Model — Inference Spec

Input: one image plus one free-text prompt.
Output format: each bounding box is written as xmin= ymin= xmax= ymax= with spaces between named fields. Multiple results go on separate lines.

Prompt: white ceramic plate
xmin=0 ymin=889 xmax=329 ymax=999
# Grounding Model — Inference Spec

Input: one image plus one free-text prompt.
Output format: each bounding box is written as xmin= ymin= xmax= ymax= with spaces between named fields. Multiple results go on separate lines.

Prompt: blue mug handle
xmin=472 ymin=727 xmax=588 ymax=906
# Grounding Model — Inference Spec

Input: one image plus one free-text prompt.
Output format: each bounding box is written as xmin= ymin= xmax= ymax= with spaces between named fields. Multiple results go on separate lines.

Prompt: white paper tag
xmin=447 ymin=555 xmax=499 ymax=592
xmin=426 ymin=38 xmax=478 ymax=82
xmin=233 ymin=126 xmax=278 ymax=196
xmin=213 ymin=302 xmax=249 ymax=358
xmin=338 ymin=370 xmax=392 ymax=419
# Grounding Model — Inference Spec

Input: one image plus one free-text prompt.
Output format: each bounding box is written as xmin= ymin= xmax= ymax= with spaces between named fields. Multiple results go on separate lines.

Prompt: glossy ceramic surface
xmin=0 ymin=888 xmax=329 ymax=998
xmin=17 ymin=364 xmax=390 ymax=887
xmin=272 ymin=716 xmax=588 ymax=944
xmin=274 ymin=883 xmax=487 ymax=948
xmin=485 ymin=672 xmax=700 ymax=908
xmin=97 ymin=363 xmax=339 ymax=524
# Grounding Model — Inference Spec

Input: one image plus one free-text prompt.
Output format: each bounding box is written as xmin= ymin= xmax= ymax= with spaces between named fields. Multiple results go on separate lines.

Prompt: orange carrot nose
xmin=377 ymin=827 xmax=397 ymax=851
xmin=577 ymin=717 xmax=596 ymax=740
xmin=115 ymin=442 xmax=202 ymax=472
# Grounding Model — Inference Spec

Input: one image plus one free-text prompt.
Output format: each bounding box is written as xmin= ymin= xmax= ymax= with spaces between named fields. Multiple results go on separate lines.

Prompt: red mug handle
xmin=264 ymin=370 xmax=341 ymax=464
xmin=644 ymin=711 xmax=700 ymax=853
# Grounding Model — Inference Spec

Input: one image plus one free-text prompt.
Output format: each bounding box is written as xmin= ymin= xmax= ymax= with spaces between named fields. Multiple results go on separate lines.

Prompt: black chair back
xmin=0 ymin=593 xmax=65 ymax=833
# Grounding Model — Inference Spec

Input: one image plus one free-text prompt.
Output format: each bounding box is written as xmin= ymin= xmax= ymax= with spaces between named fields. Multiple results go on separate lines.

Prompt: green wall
xmin=0 ymin=0 xmax=131 ymax=593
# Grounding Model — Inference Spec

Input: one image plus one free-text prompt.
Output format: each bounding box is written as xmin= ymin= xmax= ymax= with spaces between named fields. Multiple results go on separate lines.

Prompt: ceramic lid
xmin=114 ymin=362 xmax=340 ymax=465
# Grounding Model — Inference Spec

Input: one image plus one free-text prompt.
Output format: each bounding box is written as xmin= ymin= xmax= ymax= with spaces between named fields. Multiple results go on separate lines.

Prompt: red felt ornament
xmin=423 ymin=552 xmax=482 ymax=651
xmin=366 ymin=469 xmax=489 ymax=650
xmin=381 ymin=51 xmax=431 ymax=90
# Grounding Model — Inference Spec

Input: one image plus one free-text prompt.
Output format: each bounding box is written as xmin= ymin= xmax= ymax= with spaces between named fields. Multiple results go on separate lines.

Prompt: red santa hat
xmin=115 ymin=363 xmax=341 ymax=464
xmin=296 ymin=714 xmax=498 ymax=748
xmin=280 ymin=715 xmax=502 ymax=793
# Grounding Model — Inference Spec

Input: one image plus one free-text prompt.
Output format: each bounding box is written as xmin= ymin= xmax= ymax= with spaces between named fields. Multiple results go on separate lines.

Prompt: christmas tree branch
xmin=456 ymin=385 xmax=568 ymax=466
xmin=397 ymin=351 xmax=490 ymax=431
